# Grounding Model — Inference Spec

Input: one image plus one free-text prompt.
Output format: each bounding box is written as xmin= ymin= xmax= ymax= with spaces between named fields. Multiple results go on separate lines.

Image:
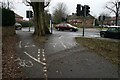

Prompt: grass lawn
xmin=75 ymin=37 xmax=120 ymax=65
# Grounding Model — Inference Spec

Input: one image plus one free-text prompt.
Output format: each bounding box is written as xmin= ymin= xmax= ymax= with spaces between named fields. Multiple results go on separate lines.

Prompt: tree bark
xmin=31 ymin=2 xmax=50 ymax=36
xmin=115 ymin=13 xmax=118 ymax=26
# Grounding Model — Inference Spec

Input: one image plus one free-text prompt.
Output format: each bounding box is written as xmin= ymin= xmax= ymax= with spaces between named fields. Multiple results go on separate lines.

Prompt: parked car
xmin=100 ymin=26 xmax=120 ymax=39
xmin=55 ymin=23 xmax=78 ymax=32
xmin=15 ymin=23 xmax=22 ymax=30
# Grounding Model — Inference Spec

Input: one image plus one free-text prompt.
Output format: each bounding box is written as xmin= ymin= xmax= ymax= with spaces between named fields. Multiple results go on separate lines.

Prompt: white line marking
xmin=15 ymin=57 xmax=33 ymax=67
xmin=38 ymin=49 xmax=40 ymax=51
xmin=19 ymin=41 xmax=22 ymax=48
xmin=42 ymin=49 xmax=45 ymax=54
xmin=59 ymin=36 xmax=62 ymax=39
xmin=43 ymin=69 xmax=47 ymax=72
xmin=43 ymin=57 xmax=46 ymax=61
xmin=50 ymin=43 xmax=56 ymax=48
xmin=43 ymin=54 xmax=45 ymax=57
xmin=38 ymin=54 xmax=40 ymax=57
xmin=32 ymin=45 xmax=36 ymax=47
xmin=24 ymin=45 xmax=29 ymax=48
xmin=43 ymin=66 xmax=47 ymax=70
xmin=24 ymin=51 xmax=46 ymax=65
xmin=24 ymin=45 xmax=36 ymax=48
xmin=38 ymin=58 xmax=40 ymax=61
xmin=53 ymin=45 xmax=56 ymax=48
xmin=53 ymin=43 xmax=56 ymax=48
xmin=27 ymin=42 xmax=29 ymax=45
xmin=38 ymin=49 xmax=40 ymax=53
xmin=60 ymin=41 xmax=67 ymax=49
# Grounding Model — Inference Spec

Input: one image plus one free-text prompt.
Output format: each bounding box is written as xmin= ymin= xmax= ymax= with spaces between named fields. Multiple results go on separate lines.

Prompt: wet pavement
xmin=16 ymin=31 xmax=47 ymax=78
xmin=15 ymin=28 xmax=119 ymax=78
xmin=47 ymin=46 xmax=118 ymax=78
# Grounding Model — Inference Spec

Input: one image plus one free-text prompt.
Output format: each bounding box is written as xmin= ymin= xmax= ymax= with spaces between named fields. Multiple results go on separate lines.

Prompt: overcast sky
xmin=2 ymin=0 xmax=114 ymax=20
xmin=48 ymin=0 xmax=113 ymax=16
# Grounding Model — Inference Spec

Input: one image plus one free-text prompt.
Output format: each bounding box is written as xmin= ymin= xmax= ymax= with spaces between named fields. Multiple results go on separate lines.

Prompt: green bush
xmin=2 ymin=8 xmax=15 ymax=26
xmin=19 ymin=21 xmax=33 ymax=27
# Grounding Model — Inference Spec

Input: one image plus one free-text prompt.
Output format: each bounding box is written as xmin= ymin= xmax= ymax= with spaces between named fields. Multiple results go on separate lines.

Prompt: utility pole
xmin=82 ymin=5 xmax=90 ymax=37
xmin=28 ymin=6 xmax=31 ymax=32
xmin=49 ymin=14 xmax=53 ymax=34
xmin=26 ymin=10 xmax=33 ymax=32
xmin=83 ymin=5 xmax=86 ymax=37
xmin=76 ymin=4 xmax=90 ymax=36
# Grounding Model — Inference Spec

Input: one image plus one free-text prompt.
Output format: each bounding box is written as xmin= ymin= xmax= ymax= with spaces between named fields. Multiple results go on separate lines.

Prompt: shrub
xmin=19 ymin=21 xmax=33 ymax=27
xmin=2 ymin=8 xmax=15 ymax=26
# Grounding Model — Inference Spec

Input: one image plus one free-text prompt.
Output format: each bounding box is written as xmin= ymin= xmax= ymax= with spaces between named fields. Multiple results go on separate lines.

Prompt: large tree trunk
xmin=115 ymin=13 xmax=118 ymax=26
xmin=32 ymin=2 xmax=50 ymax=36
xmin=44 ymin=13 xmax=51 ymax=34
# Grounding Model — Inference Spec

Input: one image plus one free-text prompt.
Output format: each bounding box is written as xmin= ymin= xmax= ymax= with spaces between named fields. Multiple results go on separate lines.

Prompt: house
xmin=15 ymin=13 xmax=23 ymax=22
xmin=67 ymin=13 xmax=95 ymax=28
xmin=104 ymin=17 xmax=120 ymax=26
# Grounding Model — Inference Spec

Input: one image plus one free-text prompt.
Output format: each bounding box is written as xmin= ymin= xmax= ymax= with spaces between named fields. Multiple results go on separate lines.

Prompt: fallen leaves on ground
xmin=2 ymin=35 xmax=24 ymax=78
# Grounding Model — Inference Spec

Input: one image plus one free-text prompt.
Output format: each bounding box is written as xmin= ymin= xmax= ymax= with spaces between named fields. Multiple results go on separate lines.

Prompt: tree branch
xmin=111 ymin=2 xmax=116 ymax=5
xmin=23 ymin=0 xmax=32 ymax=6
xmin=44 ymin=2 xmax=50 ymax=8
xmin=106 ymin=5 xmax=116 ymax=13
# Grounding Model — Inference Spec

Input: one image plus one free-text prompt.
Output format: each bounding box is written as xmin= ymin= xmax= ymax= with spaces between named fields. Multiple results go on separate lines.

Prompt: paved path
xmin=16 ymin=31 xmax=47 ymax=78
xmin=47 ymin=46 xmax=118 ymax=78
xmin=15 ymin=30 xmax=119 ymax=78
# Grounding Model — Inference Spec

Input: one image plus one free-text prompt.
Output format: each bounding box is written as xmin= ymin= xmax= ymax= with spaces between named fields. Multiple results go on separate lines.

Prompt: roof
xmin=68 ymin=14 xmax=95 ymax=20
xmin=15 ymin=13 xmax=23 ymax=18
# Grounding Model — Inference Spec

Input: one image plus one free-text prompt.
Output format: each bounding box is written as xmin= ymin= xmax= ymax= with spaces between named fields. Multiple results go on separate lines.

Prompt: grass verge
xmin=75 ymin=37 xmax=120 ymax=65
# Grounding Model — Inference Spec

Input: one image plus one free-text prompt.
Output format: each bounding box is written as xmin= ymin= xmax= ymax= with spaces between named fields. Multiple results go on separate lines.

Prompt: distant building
xmin=67 ymin=13 xmax=95 ymax=27
xmin=104 ymin=17 xmax=120 ymax=26
xmin=15 ymin=13 xmax=23 ymax=22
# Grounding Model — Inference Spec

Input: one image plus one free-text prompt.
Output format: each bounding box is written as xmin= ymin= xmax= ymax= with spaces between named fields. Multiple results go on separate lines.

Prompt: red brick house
xmin=15 ymin=13 xmax=23 ymax=22
xmin=104 ymin=17 xmax=120 ymax=26
xmin=68 ymin=13 xmax=95 ymax=28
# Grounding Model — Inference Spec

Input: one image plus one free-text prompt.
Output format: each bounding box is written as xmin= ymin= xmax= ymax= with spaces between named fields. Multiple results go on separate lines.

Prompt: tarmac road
xmin=15 ymin=28 xmax=119 ymax=78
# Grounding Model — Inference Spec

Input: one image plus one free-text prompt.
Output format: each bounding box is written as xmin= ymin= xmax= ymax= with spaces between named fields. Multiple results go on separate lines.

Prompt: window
xmin=107 ymin=27 xmax=118 ymax=32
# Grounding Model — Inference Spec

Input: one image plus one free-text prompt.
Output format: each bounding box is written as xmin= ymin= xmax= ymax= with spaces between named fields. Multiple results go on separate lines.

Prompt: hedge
xmin=2 ymin=8 xmax=15 ymax=27
xmin=19 ymin=21 xmax=33 ymax=27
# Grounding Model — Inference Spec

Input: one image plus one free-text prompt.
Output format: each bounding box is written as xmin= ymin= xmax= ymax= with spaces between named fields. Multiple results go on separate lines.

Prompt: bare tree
xmin=0 ymin=0 xmax=14 ymax=9
xmin=106 ymin=0 xmax=120 ymax=26
xmin=100 ymin=12 xmax=110 ymax=18
xmin=24 ymin=0 xmax=50 ymax=36
xmin=53 ymin=2 xmax=68 ymax=24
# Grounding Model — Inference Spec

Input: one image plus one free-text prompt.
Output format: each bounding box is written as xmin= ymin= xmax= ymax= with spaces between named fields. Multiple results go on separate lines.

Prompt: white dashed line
xmin=32 ymin=45 xmax=36 ymax=47
xmin=38 ymin=49 xmax=40 ymax=53
xmin=24 ymin=45 xmax=29 ymax=48
xmin=19 ymin=41 xmax=22 ymax=48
